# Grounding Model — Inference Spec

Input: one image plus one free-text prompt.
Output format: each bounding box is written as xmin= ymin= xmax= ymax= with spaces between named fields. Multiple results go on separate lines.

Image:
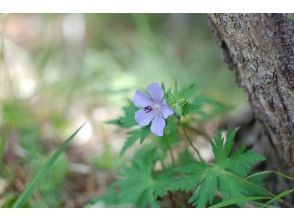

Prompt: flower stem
xmin=169 ymin=149 xmax=176 ymax=165
xmin=182 ymin=126 xmax=205 ymax=162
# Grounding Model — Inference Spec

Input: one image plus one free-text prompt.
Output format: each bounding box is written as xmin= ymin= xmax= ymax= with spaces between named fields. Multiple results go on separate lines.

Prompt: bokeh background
xmin=0 ymin=14 xmax=246 ymax=207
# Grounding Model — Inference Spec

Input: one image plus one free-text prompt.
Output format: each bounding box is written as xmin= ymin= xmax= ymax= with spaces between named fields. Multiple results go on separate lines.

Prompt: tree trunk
xmin=208 ymin=14 xmax=294 ymax=201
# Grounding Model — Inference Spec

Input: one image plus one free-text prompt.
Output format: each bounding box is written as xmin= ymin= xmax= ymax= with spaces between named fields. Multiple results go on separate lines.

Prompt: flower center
xmin=153 ymin=103 xmax=161 ymax=112
xmin=143 ymin=105 xmax=153 ymax=113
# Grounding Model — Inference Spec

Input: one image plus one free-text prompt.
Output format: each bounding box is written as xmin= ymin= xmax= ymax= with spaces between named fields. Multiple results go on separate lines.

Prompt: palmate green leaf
xmin=170 ymin=162 xmax=268 ymax=207
xmin=118 ymin=148 xmax=171 ymax=207
xmin=188 ymin=168 xmax=218 ymax=207
xmin=169 ymin=128 xmax=268 ymax=208
xmin=223 ymin=146 xmax=265 ymax=177
xmin=168 ymin=162 xmax=207 ymax=192
xmin=120 ymin=127 xmax=150 ymax=156
xmin=210 ymin=129 xmax=235 ymax=163
xmin=12 ymin=123 xmax=85 ymax=208
xmin=211 ymin=129 xmax=265 ymax=177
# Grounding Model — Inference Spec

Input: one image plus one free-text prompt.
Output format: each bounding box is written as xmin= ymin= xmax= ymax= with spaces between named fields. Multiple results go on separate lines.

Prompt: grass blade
xmin=12 ymin=123 xmax=85 ymax=208
xmin=261 ymin=189 xmax=294 ymax=208
xmin=247 ymin=170 xmax=294 ymax=182
xmin=209 ymin=196 xmax=271 ymax=208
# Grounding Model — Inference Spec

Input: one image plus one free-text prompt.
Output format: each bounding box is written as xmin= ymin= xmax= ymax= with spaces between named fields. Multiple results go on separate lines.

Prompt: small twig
xmin=182 ymin=126 xmax=204 ymax=162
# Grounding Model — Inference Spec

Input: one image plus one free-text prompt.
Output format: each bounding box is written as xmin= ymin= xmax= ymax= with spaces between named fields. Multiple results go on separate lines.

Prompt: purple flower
xmin=132 ymin=82 xmax=174 ymax=136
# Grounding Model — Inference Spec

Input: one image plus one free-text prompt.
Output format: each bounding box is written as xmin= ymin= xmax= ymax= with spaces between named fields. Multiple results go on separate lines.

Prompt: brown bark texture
xmin=208 ymin=14 xmax=294 ymax=199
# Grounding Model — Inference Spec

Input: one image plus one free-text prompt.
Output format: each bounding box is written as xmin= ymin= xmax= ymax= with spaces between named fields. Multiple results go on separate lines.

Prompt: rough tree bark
xmin=208 ymin=14 xmax=294 ymax=201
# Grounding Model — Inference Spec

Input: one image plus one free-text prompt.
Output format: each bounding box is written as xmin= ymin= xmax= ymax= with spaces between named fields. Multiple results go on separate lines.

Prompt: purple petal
xmin=135 ymin=109 xmax=155 ymax=126
xmin=132 ymin=90 xmax=152 ymax=108
xmin=160 ymin=99 xmax=174 ymax=119
xmin=151 ymin=113 xmax=165 ymax=136
xmin=146 ymin=82 xmax=164 ymax=103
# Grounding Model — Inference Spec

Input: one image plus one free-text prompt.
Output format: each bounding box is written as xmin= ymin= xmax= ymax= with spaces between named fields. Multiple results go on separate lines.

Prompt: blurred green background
xmin=0 ymin=14 xmax=246 ymax=207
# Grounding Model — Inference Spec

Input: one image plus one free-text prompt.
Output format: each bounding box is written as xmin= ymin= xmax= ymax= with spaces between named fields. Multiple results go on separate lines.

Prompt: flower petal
xmin=132 ymin=90 xmax=153 ymax=108
xmin=135 ymin=109 xmax=155 ymax=126
xmin=160 ymin=99 xmax=174 ymax=119
xmin=151 ymin=113 xmax=165 ymax=136
xmin=146 ymin=82 xmax=164 ymax=103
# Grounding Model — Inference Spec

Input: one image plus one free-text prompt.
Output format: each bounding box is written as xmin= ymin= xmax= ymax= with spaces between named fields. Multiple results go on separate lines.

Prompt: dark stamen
xmin=143 ymin=105 xmax=152 ymax=113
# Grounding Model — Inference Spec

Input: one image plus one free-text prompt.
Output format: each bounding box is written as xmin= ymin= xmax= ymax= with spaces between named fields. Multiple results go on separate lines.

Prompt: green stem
xmin=169 ymin=149 xmax=176 ymax=165
xmin=182 ymin=126 xmax=204 ymax=162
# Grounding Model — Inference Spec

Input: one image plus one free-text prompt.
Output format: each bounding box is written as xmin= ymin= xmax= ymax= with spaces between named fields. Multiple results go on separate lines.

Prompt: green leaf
xmin=158 ymin=116 xmax=179 ymax=149
xmin=12 ymin=123 xmax=85 ymax=208
xmin=178 ymin=83 xmax=197 ymax=100
xmin=166 ymin=83 xmax=198 ymax=117
xmin=168 ymin=128 xmax=268 ymax=207
xmin=118 ymin=148 xmax=170 ymax=207
xmin=170 ymin=162 xmax=268 ymax=207
xmin=211 ymin=128 xmax=265 ymax=177
xmin=216 ymin=169 xmax=268 ymax=201
xmin=166 ymin=83 xmax=229 ymax=119
xmin=182 ymin=102 xmax=198 ymax=116
xmin=107 ymin=104 xmax=137 ymax=128
xmin=189 ymin=168 xmax=218 ymax=207
xmin=168 ymin=162 xmax=207 ymax=192
xmin=120 ymin=127 xmax=150 ymax=156
xmin=210 ymin=129 xmax=236 ymax=163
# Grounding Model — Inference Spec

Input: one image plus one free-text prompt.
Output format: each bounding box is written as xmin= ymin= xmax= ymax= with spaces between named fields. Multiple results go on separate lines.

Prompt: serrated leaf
xmin=139 ymin=127 xmax=150 ymax=144
xmin=168 ymin=162 xmax=207 ymax=192
xmin=224 ymin=148 xmax=265 ymax=177
xmin=118 ymin=149 xmax=170 ymax=207
xmin=182 ymin=102 xmax=198 ymax=115
xmin=168 ymin=128 xmax=268 ymax=207
xmin=210 ymin=128 xmax=265 ymax=177
xmin=120 ymin=127 xmax=150 ymax=156
xmin=178 ymin=83 xmax=197 ymax=100
xmin=166 ymin=83 xmax=198 ymax=117
xmin=107 ymin=104 xmax=137 ymax=128
xmin=189 ymin=168 xmax=218 ymax=207
xmin=210 ymin=129 xmax=236 ymax=163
